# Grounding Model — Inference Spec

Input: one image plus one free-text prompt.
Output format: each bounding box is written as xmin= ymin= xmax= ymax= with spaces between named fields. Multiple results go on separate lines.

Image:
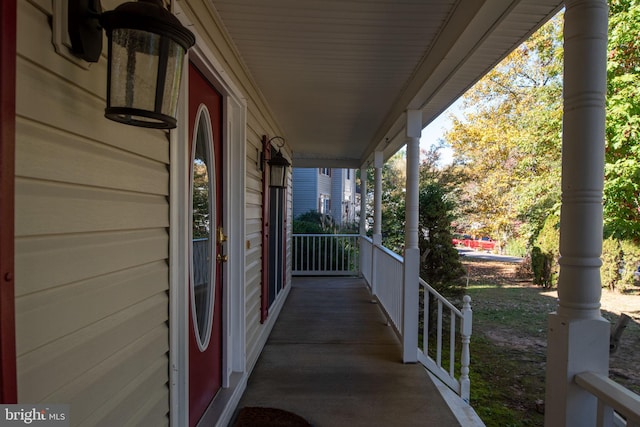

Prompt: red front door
xmin=188 ymin=63 xmax=224 ymax=426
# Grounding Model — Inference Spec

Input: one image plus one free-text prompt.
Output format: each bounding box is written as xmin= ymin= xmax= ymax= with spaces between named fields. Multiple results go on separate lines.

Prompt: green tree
xmin=419 ymin=183 xmax=466 ymax=291
xmin=293 ymin=210 xmax=332 ymax=234
xmin=364 ymin=151 xmax=407 ymax=252
xmin=363 ymin=148 xmax=466 ymax=292
xmin=445 ymin=15 xmax=564 ymax=246
xmin=604 ymin=0 xmax=640 ymax=241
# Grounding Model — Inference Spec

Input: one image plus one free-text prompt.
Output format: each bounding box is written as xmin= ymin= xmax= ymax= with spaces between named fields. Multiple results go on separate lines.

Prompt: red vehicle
xmin=452 ymin=234 xmax=496 ymax=251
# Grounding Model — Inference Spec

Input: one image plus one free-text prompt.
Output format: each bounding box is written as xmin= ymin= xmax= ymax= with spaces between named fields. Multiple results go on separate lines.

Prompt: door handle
xmin=217 ymin=253 xmax=228 ymax=263
xmin=217 ymin=227 xmax=228 ymax=244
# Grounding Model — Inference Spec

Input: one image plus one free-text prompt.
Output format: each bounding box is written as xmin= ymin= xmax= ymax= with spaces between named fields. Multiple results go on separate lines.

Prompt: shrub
xmin=531 ymin=214 xmax=559 ymax=288
xmin=293 ymin=210 xmax=333 ymax=234
xmin=531 ymin=246 xmax=553 ymax=288
xmin=504 ymin=238 xmax=527 ymax=257
xmin=620 ymin=240 xmax=640 ymax=290
xmin=601 ymin=238 xmax=640 ymax=292
xmin=601 ymin=238 xmax=623 ymax=291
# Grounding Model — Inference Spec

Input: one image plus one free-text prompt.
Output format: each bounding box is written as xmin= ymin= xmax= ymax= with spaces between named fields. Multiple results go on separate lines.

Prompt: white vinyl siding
xmin=15 ymin=2 xmax=170 ymax=426
xmin=292 ymin=168 xmax=318 ymax=219
xmin=15 ymin=0 xmax=292 ymax=424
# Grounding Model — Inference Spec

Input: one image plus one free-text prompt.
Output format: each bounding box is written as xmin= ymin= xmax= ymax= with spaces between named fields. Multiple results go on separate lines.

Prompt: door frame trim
xmin=171 ymin=3 xmax=247 ymax=426
xmin=0 ymin=0 xmax=17 ymax=404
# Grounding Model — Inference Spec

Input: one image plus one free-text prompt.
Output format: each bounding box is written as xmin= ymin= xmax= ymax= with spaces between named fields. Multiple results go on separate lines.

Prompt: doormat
xmin=233 ymin=407 xmax=312 ymax=427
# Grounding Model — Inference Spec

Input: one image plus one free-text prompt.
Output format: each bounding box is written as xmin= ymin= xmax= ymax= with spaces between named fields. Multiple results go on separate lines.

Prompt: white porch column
xmin=371 ymin=151 xmax=383 ymax=297
xmin=545 ymin=1 xmax=610 ymax=425
xmin=402 ymin=110 xmax=421 ymax=363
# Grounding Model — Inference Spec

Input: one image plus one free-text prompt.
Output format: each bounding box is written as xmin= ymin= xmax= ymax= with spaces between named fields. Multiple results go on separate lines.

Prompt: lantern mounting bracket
xmin=260 ymin=135 xmax=291 ymax=188
xmin=260 ymin=135 xmax=287 ymax=171
xmin=68 ymin=0 xmax=103 ymax=62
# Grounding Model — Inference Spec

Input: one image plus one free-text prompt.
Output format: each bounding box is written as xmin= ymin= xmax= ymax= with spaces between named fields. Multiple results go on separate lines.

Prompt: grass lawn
xmin=461 ymin=258 xmax=640 ymax=427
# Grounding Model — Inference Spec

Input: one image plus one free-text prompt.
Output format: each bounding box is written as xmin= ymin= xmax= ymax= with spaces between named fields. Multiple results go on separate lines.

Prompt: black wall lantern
xmin=261 ymin=135 xmax=291 ymax=188
xmin=68 ymin=0 xmax=196 ymax=129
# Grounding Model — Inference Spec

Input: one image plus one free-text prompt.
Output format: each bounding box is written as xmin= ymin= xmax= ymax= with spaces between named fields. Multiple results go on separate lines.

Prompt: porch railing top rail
xmin=293 ymin=233 xmax=359 ymax=237
xmin=419 ymin=278 xmax=463 ymax=317
xmin=575 ymin=371 xmax=640 ymax=426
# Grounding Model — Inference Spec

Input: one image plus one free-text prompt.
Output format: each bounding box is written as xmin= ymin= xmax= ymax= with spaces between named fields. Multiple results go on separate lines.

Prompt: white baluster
xmin=460 ymin=295 xmax=472 ymax=403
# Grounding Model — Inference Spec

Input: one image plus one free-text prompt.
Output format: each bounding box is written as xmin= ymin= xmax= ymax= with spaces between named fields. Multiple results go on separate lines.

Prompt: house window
xmin=319 ymin=195 xmax=331 ymax=214
xmin=190 ymin=108 xmax=215 ymax=350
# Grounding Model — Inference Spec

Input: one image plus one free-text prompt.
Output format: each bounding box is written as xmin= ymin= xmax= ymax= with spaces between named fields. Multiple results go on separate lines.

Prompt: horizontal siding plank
xmin=15 ymin=229 xmax=168 ymax=296
xmin=124 ymin=387 xmax=170 ymax=427
xmin=18 ymin=294 xmax=167 ymax=402
xmin=245 ymin=205 xmax=263 ymax=220
xmin=246 ymin=222 xmax=262 ymax=236
xmin=80 ymin=358 xmax=168 ymax=427
xmin=15 ymin=58 xmax=169 ymax=164
xmin=245 ymin=190 xmax=263 ymax=207
xmin=16 ymin=262 xmax=168 ymax=355
xmin=245 ymin=246 xmax=261 ymax=265
xmin=43 ymin=325 xmax=169 ymax=425
xmin=16 ymin=118 xmax=168 ymax=195
xmin=17 ymin=0 xmax=106 ymax=99
xmin=15 ymin=179 xmax=169 ymax=236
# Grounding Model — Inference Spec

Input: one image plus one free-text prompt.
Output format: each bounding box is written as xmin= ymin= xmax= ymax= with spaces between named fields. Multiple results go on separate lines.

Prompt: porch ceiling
xmin=211 ymin=0 xmax=563 ymax=168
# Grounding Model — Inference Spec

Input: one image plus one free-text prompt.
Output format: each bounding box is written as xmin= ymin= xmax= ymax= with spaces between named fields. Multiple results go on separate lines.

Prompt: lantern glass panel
xmin=109 ymin=29 xmax=159 ymax=114
xmin=270 ymin=165 xmax=286 ymax=188
xmin=161 ymin=42 xmax=186 ymax=117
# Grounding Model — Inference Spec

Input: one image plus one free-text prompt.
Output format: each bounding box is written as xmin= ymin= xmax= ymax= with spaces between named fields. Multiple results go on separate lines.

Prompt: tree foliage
xmin=441 ymin=4 xmax=640 ymax=289
xmin=293 ymin=210 xmax=332 ymax=234
xmin=418 ymin=183 xmax=466 ymax=291
xmin=363 ymin=152 xmax=407 ymax=253
xmin=364 ymin=149 xmax=466 ymax=292
xmin=604 ymin=0 xmax=640 ymax=241
xmin=445 ymin=15 xmax=564 ymax=246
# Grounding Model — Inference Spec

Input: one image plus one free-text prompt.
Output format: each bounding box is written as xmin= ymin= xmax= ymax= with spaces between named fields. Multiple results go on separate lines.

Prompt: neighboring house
xmin=292 ymin=168 xmax=358 ymax=226
xmin=0 ymin=1 xmax=630 ymax=427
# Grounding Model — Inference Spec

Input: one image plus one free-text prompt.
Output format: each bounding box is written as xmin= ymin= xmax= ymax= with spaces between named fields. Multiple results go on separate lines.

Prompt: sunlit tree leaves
xmin=604 ymin=0 xmax=640 ymax=241
xmin=445 ymin=14 xmax=564 ymax=244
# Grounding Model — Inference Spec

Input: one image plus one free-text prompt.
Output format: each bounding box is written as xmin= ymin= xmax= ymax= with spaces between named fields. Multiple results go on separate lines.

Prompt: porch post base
xmin=402 ymin=247 xmax=419 ymax=363
xmin=544 ymin=313 xmax=610 ymax=427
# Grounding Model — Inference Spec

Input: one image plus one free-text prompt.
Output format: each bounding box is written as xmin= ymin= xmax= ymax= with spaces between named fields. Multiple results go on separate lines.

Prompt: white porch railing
xmin=419 ymin=279 xmax=472 ymax=402
xmin=292 ymin=234 xmax=359 ymax=276
xmin=372 ymin=244 xmax=404 ymax=335
xmin=575 ymin=372 xmax=640 ymax=427
xmin=360 ymin=236 xmax=373 ymax=285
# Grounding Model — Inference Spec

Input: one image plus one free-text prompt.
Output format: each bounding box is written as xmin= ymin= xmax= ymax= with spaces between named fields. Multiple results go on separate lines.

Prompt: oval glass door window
xmin=191 ymin=105 xmax=216 ymax=351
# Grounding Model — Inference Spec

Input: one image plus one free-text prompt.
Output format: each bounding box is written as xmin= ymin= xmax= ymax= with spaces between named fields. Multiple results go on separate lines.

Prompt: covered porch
xmin=236 ymin=276 xmax=481 ymax=427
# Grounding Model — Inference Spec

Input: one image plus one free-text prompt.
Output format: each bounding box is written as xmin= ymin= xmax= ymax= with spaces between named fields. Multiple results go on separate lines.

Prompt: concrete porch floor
xmin=234 ymin=276 xmax=465 ymax=426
